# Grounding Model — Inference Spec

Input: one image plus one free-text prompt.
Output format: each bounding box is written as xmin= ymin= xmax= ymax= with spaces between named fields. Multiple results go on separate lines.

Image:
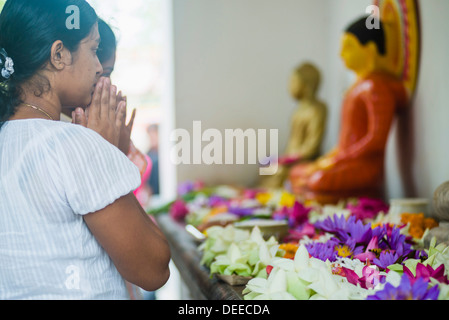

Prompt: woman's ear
xmin=49 ymin=40 xmax=72 ymax=70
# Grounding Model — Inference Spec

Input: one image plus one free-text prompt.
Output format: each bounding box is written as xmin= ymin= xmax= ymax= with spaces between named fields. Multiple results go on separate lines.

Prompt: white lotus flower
xmin=244 ymin=268 xmax=296 ymax=300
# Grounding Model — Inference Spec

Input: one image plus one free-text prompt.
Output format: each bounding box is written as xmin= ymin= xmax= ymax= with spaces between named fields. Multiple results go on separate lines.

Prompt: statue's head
xmin=340 ymin=16 xmax=386 ymax=76
xmin=289 ymin=63 xmax=320 ymax=100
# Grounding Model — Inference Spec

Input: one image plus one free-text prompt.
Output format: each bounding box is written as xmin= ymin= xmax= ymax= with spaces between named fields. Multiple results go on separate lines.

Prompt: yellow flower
xmin=256 ymin=192 xmax=272 ymax=205
xmin=279 ymin=192 xmax=296 ymax=208
xmin=335 ymin=245 xmax=353 ymax=258
xmin=371 ymin=222 xmax=394 ymax=229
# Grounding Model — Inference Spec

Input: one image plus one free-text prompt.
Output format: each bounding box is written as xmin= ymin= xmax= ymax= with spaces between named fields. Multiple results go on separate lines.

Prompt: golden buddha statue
xmin=260 ymin=63 xmax=327 ymax=189
xmin=289 ymin=16 xmax=408 ymax=204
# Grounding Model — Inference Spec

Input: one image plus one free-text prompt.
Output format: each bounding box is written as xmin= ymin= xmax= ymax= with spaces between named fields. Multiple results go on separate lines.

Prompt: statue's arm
xmin=333 ymin=90 xmax=395 ymax=163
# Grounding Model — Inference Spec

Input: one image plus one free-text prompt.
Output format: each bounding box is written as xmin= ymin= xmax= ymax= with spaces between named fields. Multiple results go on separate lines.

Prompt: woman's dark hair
xmin=97 ymin=19 xmax=117 ymax=64
xmin=0 ymin=0 xmax=98 ymax=127
xmin=345 ymin=15 xmax=386 ymax=56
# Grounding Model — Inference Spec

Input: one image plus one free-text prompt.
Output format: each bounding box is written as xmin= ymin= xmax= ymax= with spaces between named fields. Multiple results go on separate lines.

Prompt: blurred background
xmin=87 ymin=0 xmax=174 ymax=210
xmin=0 ymin=0 xmax=446 ymax=207
xmin=86 ymin=0 xmax=449 ymax=208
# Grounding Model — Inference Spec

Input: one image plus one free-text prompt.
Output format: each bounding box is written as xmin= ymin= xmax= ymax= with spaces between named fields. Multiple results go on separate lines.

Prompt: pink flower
xmin=169 ymin=199 xmax=189 ymax=222
xmin=346 ymin=197 xmax=389 ymax=222
xmin=353 ymin=236 xmax=379 ymax=263
xmin=404 ymin=263 xmax=449 ymax=285
xmin=273 ymin=201 xmax=311 ymax=229
xmin=362 ymin=265 xmax=382 ymax=289
xmin=243 ymin=189 xmax=259 ymax=199
xmin=339 ymin=267 xmax=360 ymax=286
xmin=338 ymin=265 xmax=382 ymax=289
xmin=284 ymin=223 xmax=316 ymax=242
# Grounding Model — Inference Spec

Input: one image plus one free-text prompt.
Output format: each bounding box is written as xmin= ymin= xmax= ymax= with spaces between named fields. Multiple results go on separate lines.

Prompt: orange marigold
xmin=401 ymin=213 xmax=438 ymax=239
xmin=279 ymin=243 xmax=299 ymax=259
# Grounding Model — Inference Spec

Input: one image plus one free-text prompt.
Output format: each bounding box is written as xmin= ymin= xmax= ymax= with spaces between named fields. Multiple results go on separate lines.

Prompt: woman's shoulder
xmin=4 ymin=119 xmax=123 ymax=164
xmin=53 ymin=121 xmax=120 ymax=156
xmin=43 ymin=120 xmax=108 ymax=145
xmin=3 ymin=119 xmax=87 ymax=144
xmin=12 ymin=119 xmax=115 ymax=154
xmin=6 ymin=118 xmax=95 ymax=135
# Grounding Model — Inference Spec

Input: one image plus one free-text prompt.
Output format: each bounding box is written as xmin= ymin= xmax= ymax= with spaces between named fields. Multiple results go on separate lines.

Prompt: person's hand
xmin=72 ymin=77 xmax=126 ymax=147
xmin=117 ymin=93 xmax=136 ymax=155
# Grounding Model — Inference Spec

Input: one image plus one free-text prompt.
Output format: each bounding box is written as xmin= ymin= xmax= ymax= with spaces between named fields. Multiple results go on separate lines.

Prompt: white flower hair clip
xmin=0 ymin=48 xmax=14 ymax=80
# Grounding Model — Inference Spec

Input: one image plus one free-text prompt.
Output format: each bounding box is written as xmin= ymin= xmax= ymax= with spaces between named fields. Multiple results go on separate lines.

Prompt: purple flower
xmin=228 ymin=206 xmax=257 ymax=217
xmin=341 ymin=238 xmax=365 ymax=257
xmin=177 ymin=181 xmax=195 ymax=196
xmin=177 ymin=180 xmax=205 ymax=196
xmin=314 ymin=214 xmax=352 ymax=241
xmin=272 ymin=206 xmax=289 ymax=221
xmin=208 ymin=195 xmax=229 ymax=207
xmin=314 ymin=214 xmax=372 ymax=246
xmin=314 ymin=214 xmax=348 ymax=234
xmin=345 ymin=218 xmax=373 ymax=245
xmin=373 ymin=251 xmax=400 ymax=270
xmin=385 ymin=227 xmax=412 ymax=257
xmin=414 ymin=249 xmax=428 ymax=260
xmin=367 ymin=274 xmax=440 ymax=300
xmin=371 ymin=225 xmax=388 ymax=244
xmin=306 ymin=238 xmax=339 ymax=262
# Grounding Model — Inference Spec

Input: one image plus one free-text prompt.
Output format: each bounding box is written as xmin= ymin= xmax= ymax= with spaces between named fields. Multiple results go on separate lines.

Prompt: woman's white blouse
xmin=0 ymin=119 xmax=141 ymax=299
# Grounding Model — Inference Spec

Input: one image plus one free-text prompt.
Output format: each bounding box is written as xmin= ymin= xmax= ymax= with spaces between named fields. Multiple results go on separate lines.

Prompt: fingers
xmin=115 ymin=101 xmax=127 ymax=130
xmin=73 ymin=107 xmax=88 ymax=127
xmin=126 ymin=108 xmax=136 ymax=131
xmin=109 ymin=84 xmax=117 ymax=120
xmin=117 ymin=91 xmax=125 ymax=104
xmin=89 ymin=78 xmax=103 ymax=120
xmin=84 ymin=76 xmax=132 ymax=148
xmin=120 ymin=94 xmax=127 ymax=126
xmin=100 ymin=77 xmax=111 ymax=118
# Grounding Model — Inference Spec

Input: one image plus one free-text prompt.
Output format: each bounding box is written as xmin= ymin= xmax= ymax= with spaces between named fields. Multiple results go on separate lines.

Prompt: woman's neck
xmin=9 ymin=91 xmax=62 ymax=122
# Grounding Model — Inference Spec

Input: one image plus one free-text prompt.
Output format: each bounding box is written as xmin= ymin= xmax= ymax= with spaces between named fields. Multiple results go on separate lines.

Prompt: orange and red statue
xmin=289 ymin=0 xmax=421 ymax=204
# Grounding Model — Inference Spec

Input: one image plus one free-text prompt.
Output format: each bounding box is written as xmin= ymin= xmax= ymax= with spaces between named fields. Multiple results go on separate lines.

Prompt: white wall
xmin=395 ymin=0 xmax=449 ymax=203
xmin=170 ymin=0 xmax=449 ymax=209
xmin=172 ymin=0 xmax=330 ymax=187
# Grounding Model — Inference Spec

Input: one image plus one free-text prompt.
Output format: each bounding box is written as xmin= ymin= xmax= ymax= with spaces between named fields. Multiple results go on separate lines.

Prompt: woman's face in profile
xmin=60 ymin=23 xmax=104 ymax=108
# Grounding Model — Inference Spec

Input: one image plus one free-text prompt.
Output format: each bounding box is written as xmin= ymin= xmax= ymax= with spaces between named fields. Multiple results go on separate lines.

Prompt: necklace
xmin=23 ymin=103 xmax=54 ymax=121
